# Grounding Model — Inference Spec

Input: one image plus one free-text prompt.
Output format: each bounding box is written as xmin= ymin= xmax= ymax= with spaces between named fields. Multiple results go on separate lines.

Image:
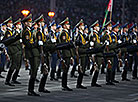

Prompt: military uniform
xmin=4 ymin=17 xmax=21 ymax=86
xmin=75 ymin=19 xmax=87 ymax=89
xmin=59 ymin=17 xmax=73 ymax=91
xmin=89 ymin=20 xmax=103 ymax=87
xmin=34 ymin=14 xmax=50 ymax=93
xmin=11 ymin=18 xmax=23 ymax=84
xmin=22 ymin=14 xmax=40 ymax=96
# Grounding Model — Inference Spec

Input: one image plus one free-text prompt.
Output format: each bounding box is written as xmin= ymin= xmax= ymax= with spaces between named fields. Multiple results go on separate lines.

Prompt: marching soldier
xmin=59 ymin=17 xmax=73 ymax=91
xmin=120 ymin=23 xmax=131 ymax=81
xmin=22 ymin=14 xmax=40 ymax=96
xmin=11 ymin=18 xmax=23 ymax=84
xmin=129 ymin=23 xmax=138 ymax=79
xmin=34 ymin=14 xmax=50 ymax=93
xmin=4 ymin=17 xmax=21 ymax=86
xmin=110 ymin=22 xmax=120 ymax=83
xmin=75 ymin=19 xmax=87 ymax=89
xmin=89 ymin=20 xmax=103 ymax=87
xmin=49 ymin=20 xmax=58 ymax=81
xmin=102 ymin=21 xmax=116 ymax=85
xmin=0 ymin=22 xmax=7 ymax=78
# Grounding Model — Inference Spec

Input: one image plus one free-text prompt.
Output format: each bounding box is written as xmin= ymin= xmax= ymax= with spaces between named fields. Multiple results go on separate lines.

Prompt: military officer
xmin=22 ymin=14 xmax=40 ymax=96
xmin=59 ymin=17 xmax=73 ymax=91
xmin=110 ymin=22 xmax=120 ymax=84
xmin=0 ymin=22 xmax=7 ymax=78
xmin=34 ymin=14 xmax=50 ymax=93
xmin=49 ymin=20 xmax=58 ymax=81
xmin=75 ymin=19 xmax=87 ymax=89
xmin=4 ymin=17 xmax=21 ymax=86
xmin=11 ymin=18 xmax=23 ymax=84
xmin=89 ymin=20 xmax=103 ymax=87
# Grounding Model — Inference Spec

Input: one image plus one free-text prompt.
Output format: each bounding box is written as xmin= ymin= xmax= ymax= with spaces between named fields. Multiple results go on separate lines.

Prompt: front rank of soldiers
xmin=0 ymin=14 xmax=138 ymax=96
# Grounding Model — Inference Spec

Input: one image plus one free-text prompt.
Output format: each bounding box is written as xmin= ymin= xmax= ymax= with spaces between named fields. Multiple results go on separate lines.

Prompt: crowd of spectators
xmin=0 ymin=0 xmax=137 ymax=26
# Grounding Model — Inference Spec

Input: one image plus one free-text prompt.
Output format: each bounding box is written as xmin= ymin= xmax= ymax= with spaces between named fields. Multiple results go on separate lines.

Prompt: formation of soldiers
xmin=0 ymin=14 xmax=138 ymax=96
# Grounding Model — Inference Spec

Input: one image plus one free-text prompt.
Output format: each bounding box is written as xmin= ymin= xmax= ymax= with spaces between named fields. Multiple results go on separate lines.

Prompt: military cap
xmin=56 ymin=25 xmax=62 ymax=29
xmin=32 ymin=21 xmax=37 ymax=26
xmin=3 ymin=16 xmax=12 ymax=25
xmin=59 ymin=17 xmax=69 ymax=26
xmin=84 ymin=25 xmax=88 ymax=30
xmin=112 ymin=21 xmax=119 ymax=29
xmin=104 ymin=21 xmax=112 ymax=28
xmin=128 ymin=23 xmax=137 ymax=31
xmin=90 ymin=20 xmax=99 ymax=28
xmin=75 ymin=19 xmax=84 ymax=28
xmin=34 ymin=14 xmax=44 ymax=23
xmin=13 ymin=18 xmax=21 ymax=25
xmin=22 ymin=14 xmax=32 ymax=23
xmin=49 ymin=20 xmax=56 ymax=27
xmin=43 ymin=24 xmax=47 ymax=29
xmin=121 ymin=23 xmax=129 ymax=29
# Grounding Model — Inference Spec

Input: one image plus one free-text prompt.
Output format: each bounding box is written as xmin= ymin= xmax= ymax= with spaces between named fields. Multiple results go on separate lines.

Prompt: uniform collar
xmin=27 ymin=27 xmax=31 ymax=31
xmin=93 ymin=30 xmax=98 ymax=34
xmin=7 ymin=27 xmax=12 ymax=31
xmin=112 ymin=31 xmax=117 ymax=35
xmin=63 ymin=29 xmax=69 ymax=33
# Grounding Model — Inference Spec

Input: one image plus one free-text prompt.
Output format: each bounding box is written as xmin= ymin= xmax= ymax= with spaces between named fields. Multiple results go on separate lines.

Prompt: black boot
xmin=91 ymin=70 xmax=101 ymax=87
xmin=28 ymin=78 xmax=40 ymax=96
xmin=38 ymin=74 xmax=50 ymax=93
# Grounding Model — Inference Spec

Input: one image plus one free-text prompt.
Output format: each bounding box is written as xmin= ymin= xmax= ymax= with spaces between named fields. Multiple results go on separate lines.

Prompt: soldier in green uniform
xmin=89 ymin=20 xmax=103 ymax=87
xmin=34 ymin=14 xmax=50 ymax=93
xmin=4 ymin=17 xmax=21 ymax=86
xmin=58 ymin=17 xmax=73 ymax=91
xmin=102 ymin=21 xmax=116 ymax=85
xmin=11 ymin=18 xmax=23 ymax=84
xmin=75 ymin=19 xmax=87 ymax=89
xmin=22 ymin=14 xmax=40 ymax=96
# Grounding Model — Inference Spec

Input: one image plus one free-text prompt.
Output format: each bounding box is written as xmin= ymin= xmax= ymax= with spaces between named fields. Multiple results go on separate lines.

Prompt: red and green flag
xmin=102 ymin=0 xmax=113 ymax=28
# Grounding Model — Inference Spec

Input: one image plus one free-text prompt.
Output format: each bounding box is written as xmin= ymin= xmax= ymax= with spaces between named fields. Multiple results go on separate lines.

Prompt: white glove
xmin=0 ymin=43 xmax=5 ymax=49
xmin=90 ymin=41 xmax=94 ymax=46
xmin=133 ymin=40 xmax=137 ymax=44
xmin=20 ymin=39 xmax=22 ymax=43
xmin=38 ymin=41 xmax=43 ymax=46
xmin=118 ymin=39 xmax=122 ymax=44
xmin=105 ymin=40 xmax=109 ymax=45
xmin=108 ymin=60 xmax=111 ymax=64
xmin=51 ymin=38 xmax=56 ymax=43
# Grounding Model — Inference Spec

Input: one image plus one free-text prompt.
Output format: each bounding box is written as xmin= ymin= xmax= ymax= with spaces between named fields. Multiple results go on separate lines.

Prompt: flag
xmin=107 ymin=0 xmax=113 ymax=12
xmin=102 ymin=0 xmax=113 ymax=28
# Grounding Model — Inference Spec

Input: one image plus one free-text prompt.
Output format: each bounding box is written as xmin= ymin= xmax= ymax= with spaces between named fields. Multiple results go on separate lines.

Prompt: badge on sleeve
xmin=25 ymin=35 xmax=29 ymax=40
xmin=62 ymin=36 xmax=66 ymax=40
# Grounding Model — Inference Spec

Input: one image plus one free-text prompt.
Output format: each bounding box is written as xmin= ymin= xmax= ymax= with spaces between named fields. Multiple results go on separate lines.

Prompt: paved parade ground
xmin=0 ymin=67 xmax=138 ymax=102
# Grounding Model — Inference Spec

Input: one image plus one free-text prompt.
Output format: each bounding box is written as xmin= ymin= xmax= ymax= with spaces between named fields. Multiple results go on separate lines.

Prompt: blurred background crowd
xmin=0 ymin=0 xmax=138 ymax=26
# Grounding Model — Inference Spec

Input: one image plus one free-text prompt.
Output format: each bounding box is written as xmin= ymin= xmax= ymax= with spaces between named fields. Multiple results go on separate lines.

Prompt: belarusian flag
xmin=102 ymin=0 xmax=113 ymax=28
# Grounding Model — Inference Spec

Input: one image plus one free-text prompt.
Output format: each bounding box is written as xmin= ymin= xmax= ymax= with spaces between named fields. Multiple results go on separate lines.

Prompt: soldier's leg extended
xmin=5 ymin=53 xmax=18 ymax=86
xmin=77 ymin=56 xmax=87 ymax=89
xmin=12 ymin=52 xmax=22 ymax=83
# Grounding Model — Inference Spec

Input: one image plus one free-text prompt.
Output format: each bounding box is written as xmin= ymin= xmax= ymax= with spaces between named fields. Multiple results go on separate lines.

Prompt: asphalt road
xmin=0 ymin=67 xmax=138 ymax=102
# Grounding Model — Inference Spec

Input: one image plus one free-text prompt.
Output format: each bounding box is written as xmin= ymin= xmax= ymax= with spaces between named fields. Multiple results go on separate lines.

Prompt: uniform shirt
xmin=110 ymin=31 xmax=117 ymax=43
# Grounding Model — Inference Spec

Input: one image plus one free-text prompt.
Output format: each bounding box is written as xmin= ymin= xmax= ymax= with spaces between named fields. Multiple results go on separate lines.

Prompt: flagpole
xmin=102 ymin=11 xmax=108 ymax=29
xmin=109 ymin=11 xmax=112 ymax=21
